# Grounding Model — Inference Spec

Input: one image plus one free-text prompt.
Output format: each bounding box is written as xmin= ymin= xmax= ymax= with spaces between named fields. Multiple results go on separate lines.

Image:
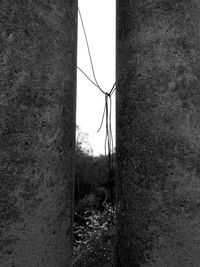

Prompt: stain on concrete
xmin=0 ymin=1 xmax=77 ymax=266
xmin=116 ymin=0 xmax=200 ymax=266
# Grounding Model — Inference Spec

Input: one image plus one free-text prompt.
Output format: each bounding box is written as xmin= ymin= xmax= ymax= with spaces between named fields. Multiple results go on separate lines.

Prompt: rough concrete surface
xmin=116 ymin=0 xmax=200 ymax=266
xmin=0 ymin=1 xmax=77 ymax=266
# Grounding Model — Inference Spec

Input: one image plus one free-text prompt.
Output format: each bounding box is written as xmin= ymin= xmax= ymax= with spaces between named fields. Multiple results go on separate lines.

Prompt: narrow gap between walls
xmin=74 ymin=1 xmax=116 ymax=266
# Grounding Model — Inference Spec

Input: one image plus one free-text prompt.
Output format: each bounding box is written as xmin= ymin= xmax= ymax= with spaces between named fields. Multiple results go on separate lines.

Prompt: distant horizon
xmin=76 ymin=125 xmax=116 ymax=157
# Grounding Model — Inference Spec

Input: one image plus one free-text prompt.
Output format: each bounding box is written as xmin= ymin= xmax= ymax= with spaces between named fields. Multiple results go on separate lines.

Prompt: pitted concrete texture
xmin=116 ymin=0 xmax=200 ymax=266
xmin=0 ymin=1 xmax=77 ymax=266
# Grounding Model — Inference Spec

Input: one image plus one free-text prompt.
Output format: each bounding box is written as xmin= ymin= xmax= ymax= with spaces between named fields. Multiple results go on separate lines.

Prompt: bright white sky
xmin=76 ymin=0 xmax=116 ymax=156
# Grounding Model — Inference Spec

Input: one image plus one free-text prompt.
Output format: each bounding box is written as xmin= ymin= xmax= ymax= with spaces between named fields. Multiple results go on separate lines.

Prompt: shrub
xmin=73 ymin=205 xmax=116 ymax=267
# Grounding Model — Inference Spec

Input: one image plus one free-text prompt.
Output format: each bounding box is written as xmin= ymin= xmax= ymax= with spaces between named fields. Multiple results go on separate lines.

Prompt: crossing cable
xmin=77 ymin=7 xmax=116 ymax=206
xmin=78 ymin=7 xmax=104 ymax=94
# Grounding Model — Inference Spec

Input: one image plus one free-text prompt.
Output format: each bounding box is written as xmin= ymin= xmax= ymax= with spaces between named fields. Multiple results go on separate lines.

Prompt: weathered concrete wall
xmin=0 ymin=1 xmax=77 ymax=266
xmin=116 ymin=0 xmax=200 ymax=266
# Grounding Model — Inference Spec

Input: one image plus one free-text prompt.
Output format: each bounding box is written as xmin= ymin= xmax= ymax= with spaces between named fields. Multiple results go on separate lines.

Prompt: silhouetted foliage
xmin=74 ymin=128 xmax=116 ymax=266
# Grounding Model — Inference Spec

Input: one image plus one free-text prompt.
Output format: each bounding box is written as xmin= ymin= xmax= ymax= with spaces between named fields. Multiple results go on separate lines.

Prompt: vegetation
xmin=73 ymin=129 xmax=116 ymax=266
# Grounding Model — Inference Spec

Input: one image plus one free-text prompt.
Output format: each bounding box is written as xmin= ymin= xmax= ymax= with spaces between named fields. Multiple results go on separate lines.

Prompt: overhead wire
xmin=78 ymin=7 xmax=103 ymax=91
xmin=77 ymin=7 xmax=116 ymax=205
xmin=77 ymin=66 xmax=103 ymax=91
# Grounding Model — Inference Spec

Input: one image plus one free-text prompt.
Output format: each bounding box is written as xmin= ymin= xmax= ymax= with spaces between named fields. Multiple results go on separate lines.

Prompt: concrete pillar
xmin=116 ymin=1 xmax=200 ymax=266
xmin=0 ymin=1 xmax=77 ymax=266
